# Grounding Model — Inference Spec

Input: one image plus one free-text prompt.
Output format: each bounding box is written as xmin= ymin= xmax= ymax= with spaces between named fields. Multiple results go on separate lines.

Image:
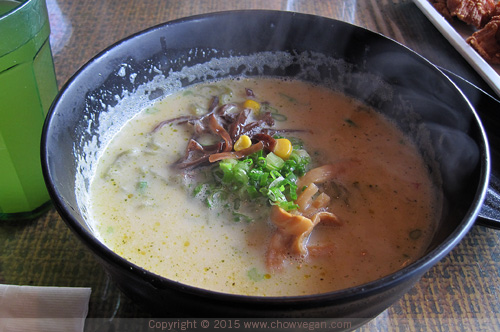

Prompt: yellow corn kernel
xmin=234 ymin=135 xmax=252 ymax=151
xmin=273 ymin=138 xmax=293 ymax=159
xmin=243 ymin=99 xmax=260 ymax=111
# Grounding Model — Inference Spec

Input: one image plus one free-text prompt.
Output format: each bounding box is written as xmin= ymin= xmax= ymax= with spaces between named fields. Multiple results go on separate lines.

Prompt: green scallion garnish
xmin=195 ymin=146 xmax=310 ymax=214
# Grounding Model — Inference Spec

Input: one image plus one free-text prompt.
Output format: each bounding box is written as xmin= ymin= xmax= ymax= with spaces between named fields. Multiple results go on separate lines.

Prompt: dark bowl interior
xmin=41 ymin=10 xmax=489 ymax=322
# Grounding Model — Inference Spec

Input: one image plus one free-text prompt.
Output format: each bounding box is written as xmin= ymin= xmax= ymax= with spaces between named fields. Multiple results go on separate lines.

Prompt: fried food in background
xmin=431 ymin=0 xmax=500 ymax=64
xmin=467 ymin=15 xmax=500 ymax=64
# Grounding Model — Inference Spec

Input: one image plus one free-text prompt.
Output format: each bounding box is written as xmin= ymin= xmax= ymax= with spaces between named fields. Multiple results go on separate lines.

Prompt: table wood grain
xmin=1 ymin=0 xmax=499 ymax=330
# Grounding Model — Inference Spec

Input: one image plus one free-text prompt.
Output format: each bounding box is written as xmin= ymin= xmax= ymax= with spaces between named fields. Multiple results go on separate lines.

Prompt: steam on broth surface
xmin=89 ymin=77 xmax=439 ymax=296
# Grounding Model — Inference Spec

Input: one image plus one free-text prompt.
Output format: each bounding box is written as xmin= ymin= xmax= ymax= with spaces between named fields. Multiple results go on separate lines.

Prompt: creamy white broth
xmin=89 ymin=77 xmax=439 ymax=296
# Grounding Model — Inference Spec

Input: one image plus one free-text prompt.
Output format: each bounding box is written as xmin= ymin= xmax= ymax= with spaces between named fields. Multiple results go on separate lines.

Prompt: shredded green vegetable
xmin=201 ymin=145 xmax=310 ymax=213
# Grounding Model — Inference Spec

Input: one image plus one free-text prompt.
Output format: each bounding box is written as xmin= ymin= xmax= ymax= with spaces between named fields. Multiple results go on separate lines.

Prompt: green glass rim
xmin=0 ymin=0 xmax=49 ymax=57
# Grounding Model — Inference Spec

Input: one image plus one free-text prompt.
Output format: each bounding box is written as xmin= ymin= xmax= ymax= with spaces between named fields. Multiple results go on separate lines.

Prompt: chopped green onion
xmin=246 ymin=186 xmax=259 ymax=198
xmin=193 ymin=183 xmax=204 ymax=197
xmin=193 ymin=135 xmax=311 ymax=215
xmin=277 ymin=201 xmax=299 ymax=211
xmin=205 ymin=196 xmax=213 ymax=208
xmin=279 ymin=92 xmax=298 ymax=103
xmin=233 ymin=212 xmax=253 ymax=223
xmin=271 ymin=113 xmax=287 ymax=121
xmin=289 ymin=149 xmax=310 ymax=164
xmin=256 ymin=156 xmax=266 ymax=168
xmin=265 ymin=152 xmax=285 ymax=171
xmin=288 ymin=137 xmax=305 ymax=149
xmin=249 ymin=168 xmax=264 ymax=181
xmin=344 ymin=118 xmax=357 ymax=127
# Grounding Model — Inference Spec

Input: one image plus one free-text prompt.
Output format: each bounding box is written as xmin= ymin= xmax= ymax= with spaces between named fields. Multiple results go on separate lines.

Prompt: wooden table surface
xmin=2 ymin=0 xmax=500 ymax=331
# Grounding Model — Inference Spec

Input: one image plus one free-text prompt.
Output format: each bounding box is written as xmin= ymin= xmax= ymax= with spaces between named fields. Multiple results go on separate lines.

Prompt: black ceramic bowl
xmin=41 ymin=10 xmax=490 ymax=325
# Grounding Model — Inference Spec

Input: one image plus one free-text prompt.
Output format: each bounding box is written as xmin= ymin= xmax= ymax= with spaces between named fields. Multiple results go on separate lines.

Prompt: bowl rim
xmin=41 ymin=9 xmax=490 ymax=305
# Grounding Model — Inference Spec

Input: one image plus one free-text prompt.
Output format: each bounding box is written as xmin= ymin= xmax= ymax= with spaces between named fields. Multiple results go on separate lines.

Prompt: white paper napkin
xmin=0 ymin=284 xmax=91 ymax=332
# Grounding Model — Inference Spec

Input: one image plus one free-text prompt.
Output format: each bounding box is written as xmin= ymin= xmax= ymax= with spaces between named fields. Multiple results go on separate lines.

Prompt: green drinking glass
xmin=0 ymin=0 xmax=58 ymax=220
